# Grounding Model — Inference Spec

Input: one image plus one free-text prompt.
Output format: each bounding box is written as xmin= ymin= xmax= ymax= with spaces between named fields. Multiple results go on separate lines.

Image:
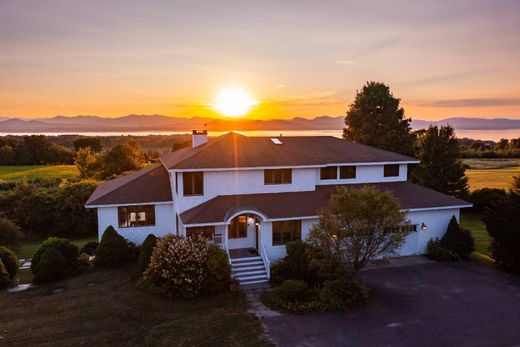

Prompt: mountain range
xmin=0 ymin=115 xmax=519 ymax=133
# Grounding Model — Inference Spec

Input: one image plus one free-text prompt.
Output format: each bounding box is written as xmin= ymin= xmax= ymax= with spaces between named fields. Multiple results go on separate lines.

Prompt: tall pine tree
xmin=343 ymin=81 xmax=415 ymax=156
xmin=413 ymin=125 xmax=469 ymax=198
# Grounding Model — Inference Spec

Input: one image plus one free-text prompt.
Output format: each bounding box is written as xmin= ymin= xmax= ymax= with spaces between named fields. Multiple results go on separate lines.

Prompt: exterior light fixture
xmin=421 ymin=223 xmax=427 ymax=231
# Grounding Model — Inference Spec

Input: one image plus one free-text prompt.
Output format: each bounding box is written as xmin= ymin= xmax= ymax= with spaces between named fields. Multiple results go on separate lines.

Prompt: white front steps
xmin=231 ymin=256 xmax=269 ymax=285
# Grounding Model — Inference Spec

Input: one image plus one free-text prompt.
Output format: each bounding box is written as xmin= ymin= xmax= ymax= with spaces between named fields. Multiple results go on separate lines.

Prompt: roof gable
xmin=86 ymin=164 xmax=173 ymax=206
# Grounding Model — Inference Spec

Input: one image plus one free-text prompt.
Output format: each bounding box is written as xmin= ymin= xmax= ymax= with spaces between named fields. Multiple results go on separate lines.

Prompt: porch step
xmin=230 ymin=255 xmax=269 ymax=285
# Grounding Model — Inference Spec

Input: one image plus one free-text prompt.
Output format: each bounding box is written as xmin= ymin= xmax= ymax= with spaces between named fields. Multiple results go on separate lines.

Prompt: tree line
xmin=343 ymin=81 xmax=470 ymax=198
xmin=458 ymin=137 xmax=520 ymax=158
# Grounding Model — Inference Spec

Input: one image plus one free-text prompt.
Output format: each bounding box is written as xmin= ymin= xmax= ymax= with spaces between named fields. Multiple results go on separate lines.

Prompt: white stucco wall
xmin=96 ymin=203 xmax=175 ymax=245
xmin=263 ymin=208 xmax=461 ymax=263
xmin=175 ymin=168 xmax=316 ymax=212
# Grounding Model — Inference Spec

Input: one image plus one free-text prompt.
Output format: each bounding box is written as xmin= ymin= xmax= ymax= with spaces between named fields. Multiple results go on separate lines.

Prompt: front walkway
xmin=262 ymin=260 xmax=520 ymax=346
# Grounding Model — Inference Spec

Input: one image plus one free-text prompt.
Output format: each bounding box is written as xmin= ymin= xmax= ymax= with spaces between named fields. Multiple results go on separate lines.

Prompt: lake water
xmin=0 ymin=128 xmax=519 ymax=141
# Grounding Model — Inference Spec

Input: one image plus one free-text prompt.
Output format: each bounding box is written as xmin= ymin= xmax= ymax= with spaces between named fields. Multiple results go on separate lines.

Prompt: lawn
xmin=14 ymin=237 xmax=97 ymax=260
xmin=0 ymin=264 xmax=272 ymax=347
xmin=460 ymin=211 xmax=491 ymax=256
xmin=0 ymin=165 xmax=78 ymax=181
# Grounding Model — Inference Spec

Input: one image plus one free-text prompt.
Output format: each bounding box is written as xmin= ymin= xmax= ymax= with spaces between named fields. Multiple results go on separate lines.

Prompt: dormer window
xmin=320 ymin=166 xmax=337 ymax=180
xmin=183 ymin=171 xmax=204 ymax=196
xmin=384 ymin=164 xmax=400 ymax=177
xmin=264 ymin=169 xmax=292 ymax=185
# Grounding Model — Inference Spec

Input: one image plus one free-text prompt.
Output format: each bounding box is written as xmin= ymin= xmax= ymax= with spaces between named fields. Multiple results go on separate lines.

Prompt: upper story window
xmin=183 ymin=171 xmax=203 ymax=196
xmin=339 ymin=166 xmax=356 ymax=179
xmin=384 ymin=164 xmax=400 ymax=177
xmin=264 ymin=169 xmax=292 ymax=185
xmin=272 ymin=220 xmax=301 ymax=246
xmin=118 ymin=205 xmax=155 ymax=228
xmin=320 ymin=166 xmax=337 ymax=180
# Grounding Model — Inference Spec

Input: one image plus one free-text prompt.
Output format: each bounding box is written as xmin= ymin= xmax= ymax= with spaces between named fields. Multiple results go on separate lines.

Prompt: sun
xmin=213 ymin=87 xmax=258 ymax=117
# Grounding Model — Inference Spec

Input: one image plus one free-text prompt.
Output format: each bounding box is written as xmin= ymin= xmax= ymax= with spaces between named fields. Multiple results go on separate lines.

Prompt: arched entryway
xmin=225 ymin=210 xmax=266 ymax=257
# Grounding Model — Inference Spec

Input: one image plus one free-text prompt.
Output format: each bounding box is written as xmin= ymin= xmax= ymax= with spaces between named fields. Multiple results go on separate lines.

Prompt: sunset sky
xmin=1 ymin=0 xmax=519 ymax=120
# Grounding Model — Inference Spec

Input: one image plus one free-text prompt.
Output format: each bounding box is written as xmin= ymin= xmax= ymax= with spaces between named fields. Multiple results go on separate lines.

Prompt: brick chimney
xmin=192 ymin=130 xmax=208 ymax=148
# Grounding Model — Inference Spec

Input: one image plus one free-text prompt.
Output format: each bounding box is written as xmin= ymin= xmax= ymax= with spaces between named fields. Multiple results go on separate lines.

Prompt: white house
xmin=86 ymin=131 xmax=471 ymax=284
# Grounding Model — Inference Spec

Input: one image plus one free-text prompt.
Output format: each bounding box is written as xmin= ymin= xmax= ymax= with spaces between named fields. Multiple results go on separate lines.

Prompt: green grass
xmin=0 ymin=264 xmax=271 ymax=346
xmin=460 ymin=211 xmax=491 ymax=256
xmin=465 ymin=167 xmax=520 ymax=191
xmin=14 ymin=237 xmax=97 ymax=260
xmin=0 ymin=165 xmax=78 ymax=181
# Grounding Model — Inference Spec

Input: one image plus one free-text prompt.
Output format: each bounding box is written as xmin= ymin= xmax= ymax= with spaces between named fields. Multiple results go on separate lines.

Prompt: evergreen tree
xmin=413 ymin=125 xmax=469 ymax=198
xmin=343 ymin=81 xmax=415 ymax=156
xmin=440 ymin=216 xmax=475 ymax=257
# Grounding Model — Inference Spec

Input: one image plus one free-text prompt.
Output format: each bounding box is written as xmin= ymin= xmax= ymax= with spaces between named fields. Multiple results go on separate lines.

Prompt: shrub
xmin=202 ymin=244 xmax=232 ymax=294
xmin=343 ymin=281 xmax=370 ymax=309
xmin=33 ymin=247 xmax=68 ymax=283
xmin=31 ymin=237 xmax=79 ymax=273
xmin=95 ymin=226 xmax=132 ymax=268
xmin=269 ymin=241 xmax=323 ymax=285
xmin=75 ymin=253 xmax=93 ymax=275
xmin=484 ymin=193 xmax=520 ymax=273
xmin=276 ymin=279 xmax=312 ymax=302
xmin=138 ymin=234 xmax=158 ymax=275
xmin=426 ymin=239 xmax=461 ymax=262
xmin=80 ymin=241 xmax=99 ymax=256
xmin=141 ymin=235 xmax=208 ymax=298
xmin=0 ymin=217 xmax=24 ymax=248
xmin=318 ymin=280 xmax=370 ymax=311
xmin=0 ymin=259 xmax=10 ymax=289
xmin=470 ymin=188 xmax=508 ymax=213
xmin=0 ymin=246 xmax=19 ymax=279
xmin=440 ymin=216 xmax=475 ymax=257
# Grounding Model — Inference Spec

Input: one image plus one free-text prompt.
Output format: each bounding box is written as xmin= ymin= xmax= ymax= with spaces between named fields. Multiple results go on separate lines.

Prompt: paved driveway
xmin=262 ymin=261 xmax=520 ymax=347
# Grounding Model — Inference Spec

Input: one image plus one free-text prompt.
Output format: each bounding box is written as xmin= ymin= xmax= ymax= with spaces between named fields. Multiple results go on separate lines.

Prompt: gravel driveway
xmin=262 ymin=261 xmax=520 ymax=347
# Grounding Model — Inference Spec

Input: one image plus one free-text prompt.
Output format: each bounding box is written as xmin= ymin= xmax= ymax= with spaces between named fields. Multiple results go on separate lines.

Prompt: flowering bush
xmin=141 ymin=234 xmax=209 ymax=298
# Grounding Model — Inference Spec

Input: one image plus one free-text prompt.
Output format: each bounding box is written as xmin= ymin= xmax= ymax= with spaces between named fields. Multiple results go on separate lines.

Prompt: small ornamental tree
xmin=31 ymin=238 xmax=79 ymax=274
xmin=203 ymin=244 xmax=232 ymax=294
xmin=138 ymin=234 xmax=158 ymax=275
xmin=95 ymin=226 xmax=132 ymax=268
xmin=307 ymin=187 xmax=409 ymax=287
xmin=0 ymin=246 xmax=18 ymax=280
xmin=141 ymin=235 xmax=209 ymax=298
xmin=33 ymin=247 xmax=68 ymax=283
xmin=440 ymin=216 xmax=475 ymax=257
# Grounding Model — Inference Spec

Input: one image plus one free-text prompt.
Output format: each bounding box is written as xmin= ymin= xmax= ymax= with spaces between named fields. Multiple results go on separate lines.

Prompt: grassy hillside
xmin=463 ymin=158 xmax=520 ymax=191
xmin=0 ymin=165 xmax=78 ymax=181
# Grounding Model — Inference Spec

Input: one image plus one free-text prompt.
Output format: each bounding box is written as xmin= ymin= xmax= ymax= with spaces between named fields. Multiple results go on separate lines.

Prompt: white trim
xmin=181 ymin=205 xmax=472 ymax=227
xmin=406 ymin=204 xmax=472 ymax=212
xmin=168 ymin=160 xmax=419 ymax=173
xmin=225 ymin=210 xmax=269 ymax=223
xmin=85 ymin=201 xmax=173 ymax=209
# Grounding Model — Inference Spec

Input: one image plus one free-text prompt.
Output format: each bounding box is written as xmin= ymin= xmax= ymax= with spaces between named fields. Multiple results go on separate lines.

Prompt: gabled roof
xmin=85 ymin=164 xmax=172 ymax=207
xmin=179 ymin=182 xmax=471 ymax=225
xmin=160 ymin=132 xmax=418 ymax=170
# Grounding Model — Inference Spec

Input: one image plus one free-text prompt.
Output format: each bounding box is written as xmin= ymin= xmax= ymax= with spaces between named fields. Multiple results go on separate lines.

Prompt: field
xmin=0 ymin=264 xmax=271 ymax=346
xmin=463 ymin=158 xmax=520 ymax=191
xmin=0 ymin=165 xmax=78 ymax=181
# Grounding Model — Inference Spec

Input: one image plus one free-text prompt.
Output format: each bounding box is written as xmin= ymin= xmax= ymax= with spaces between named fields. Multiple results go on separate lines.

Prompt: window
xmin=183 ymin=171 xmax=203 ymax=196
xmin=264 ymin=169 xmax=292 ymax=184
xmin=384 ymin=164 xmax=400 ymax=177
xmin=340 ymin=166 xmax=356 ymax=179
xmin=186 ymin=226 xmax=215 ymax=241
xmin=320 ymin=166 xmax=338 ymax=180
xmin=228 ymin=215 xmax=248 ymax=238
xmin=272 ymin=220 xmax=301 ymax=246
xmin=118 ymin=205 xmax=155 ymax=228
xmin=387 ymin=224 xmax=418 ymax=233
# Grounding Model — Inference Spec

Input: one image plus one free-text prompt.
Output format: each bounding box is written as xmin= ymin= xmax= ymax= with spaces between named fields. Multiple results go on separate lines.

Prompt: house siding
xmin=97 ymin=203 xmax=175 ymax=244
